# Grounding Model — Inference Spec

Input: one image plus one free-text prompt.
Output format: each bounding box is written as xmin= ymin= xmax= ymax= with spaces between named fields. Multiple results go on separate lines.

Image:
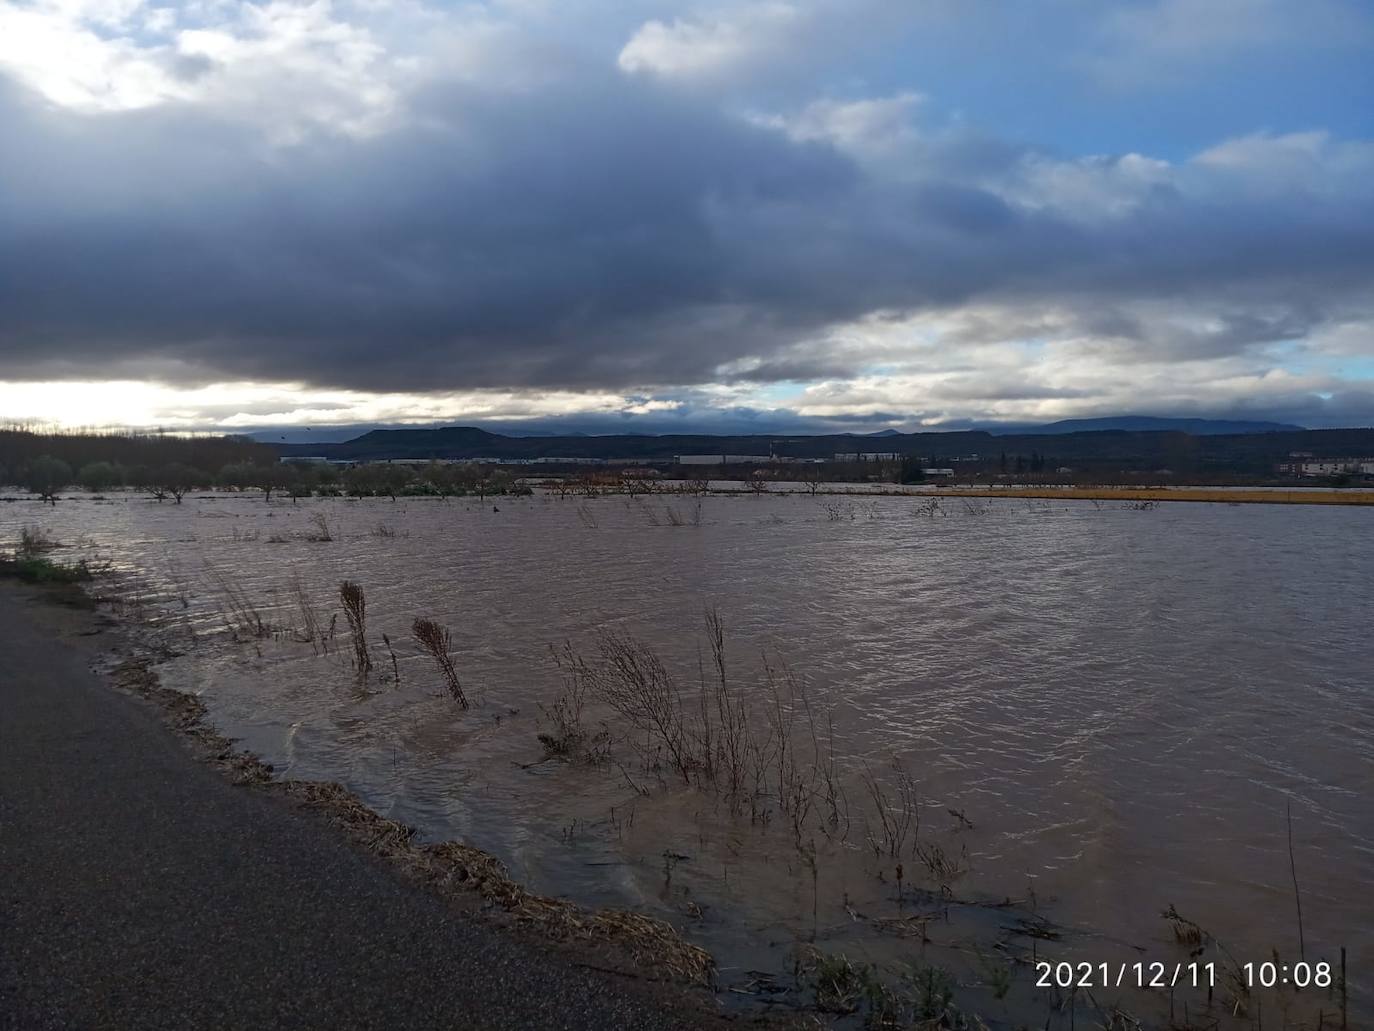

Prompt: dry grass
xmin=289 ymin=571 xmax=324 ymax=654
xmin=413 ymin=617 xmax=467 ymax=707
xmin=206 ymin=560 xmax=270 ymax=639
xmin=540 ymin=643 xmax=592 ymax=756
xmin=592 ymin=629 xmax=693 ymax=780
xmin=305 ymin=512 xmax=333 ymax=541
xmin=339 ymin=580 xmax=371 ymax=672
xmin=860 ymin=757 xmax=919 ymax=860
xmin=19 ymin=524 xmax=55 ymax=556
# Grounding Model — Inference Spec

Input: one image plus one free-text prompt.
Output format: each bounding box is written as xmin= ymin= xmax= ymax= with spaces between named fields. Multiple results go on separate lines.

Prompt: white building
xmin=676 ymin=455 xmax=773 ymax=465
xmin=1277 ymin=457 xmax=1374 ymax=477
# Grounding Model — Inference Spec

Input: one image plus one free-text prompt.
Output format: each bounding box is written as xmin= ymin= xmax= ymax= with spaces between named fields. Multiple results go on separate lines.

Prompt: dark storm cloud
xmin=0 ymin=67 xmax=1372 ymax=395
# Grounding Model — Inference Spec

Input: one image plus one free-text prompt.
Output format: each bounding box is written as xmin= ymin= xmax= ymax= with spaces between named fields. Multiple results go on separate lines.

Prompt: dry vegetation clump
xmin=288 ymin=572 xmax=325 ymax=654
xmin=412 ymin=617 xmax=467 ymax=707
xmin=860 ymin=758 xmax=919 ymax=860
xmin=796 ymin=947 xmax=979 ymax=1028
xmin=539 ymin=643 xmax=594 ymax=757
xmin=206 ymin=561 xmax=270 ymax=639
xmin=19 ymin=524 xmax=55 ymax=554
xmin=339 ymin=580 xmax=371 ymax=672
xmin=662 ymin=501 xmax=702 ymax=526
xmin=304 ymin=511 xmax=333 ymax=541
xmin=823 ymin=499 xmax=856 ymax=521
xmin=550 ymin=609 xmax=982 ymax=899
xmin=569 ymin=610 xmax=815 ymax=823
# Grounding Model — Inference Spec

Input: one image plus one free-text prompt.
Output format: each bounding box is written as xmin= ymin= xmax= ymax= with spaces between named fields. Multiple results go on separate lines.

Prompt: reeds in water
xmin=413 ymin=617 xmax=467 ymax=707
xmin=340 ymin=580 xmax=371 ymax=672
xmin=206 ymin=561 xmax=269 ymax=639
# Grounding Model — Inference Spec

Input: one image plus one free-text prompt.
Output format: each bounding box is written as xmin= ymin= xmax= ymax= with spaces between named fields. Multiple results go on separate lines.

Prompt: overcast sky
xmin=1 ymin=0 xmax=1371 ymax=435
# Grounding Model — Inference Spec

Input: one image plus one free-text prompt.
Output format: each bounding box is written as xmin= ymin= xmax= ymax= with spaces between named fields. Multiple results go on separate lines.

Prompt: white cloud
xmin=998 ymin=152 xmax=1173 ymax=221
xmin=749 ymin=91 xmax=924 ymax=166
xmin=0 ymin=0 xmax=190 ymax=109
xmin=0 ymin=0 xmax=487 ymax=137
xmin=1191 ymin=131 xmax=1374 ymax=200
xmin=617 ymin=2 xmax=804 ymax=80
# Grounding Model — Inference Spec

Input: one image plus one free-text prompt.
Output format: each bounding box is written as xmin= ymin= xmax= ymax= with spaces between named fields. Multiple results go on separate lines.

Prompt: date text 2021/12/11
xmin=1035 ymin=960 xmax=1335 ymax=990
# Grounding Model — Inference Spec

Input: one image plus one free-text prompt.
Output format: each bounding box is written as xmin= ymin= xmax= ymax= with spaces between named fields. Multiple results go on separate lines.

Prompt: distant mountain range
xmin=999 ymin=416 xmax=1304 ymax=436
xmin=278 ymin=419 xmax=1372 ymax=478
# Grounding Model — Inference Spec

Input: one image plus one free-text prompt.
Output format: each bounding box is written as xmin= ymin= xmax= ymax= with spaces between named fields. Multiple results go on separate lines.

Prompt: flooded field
xmin=6 ymin=490 xmax=1371 ymax=1027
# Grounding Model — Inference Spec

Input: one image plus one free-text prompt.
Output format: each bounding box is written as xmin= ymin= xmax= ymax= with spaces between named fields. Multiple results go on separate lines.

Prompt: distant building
xmin=922 ymin=468 xmax=955 ymax=478
xmin=1276 ymin=457 xmax=1374 ymax=477
xmin=676 ymin=455 xmax=773 ymax=465
xmin=833 ymin=452 xmax=900 ymax=462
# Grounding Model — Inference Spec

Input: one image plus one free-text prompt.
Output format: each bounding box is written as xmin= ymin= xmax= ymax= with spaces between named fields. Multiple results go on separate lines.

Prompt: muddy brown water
xmin=6 ymin=490 xmax=1370 ymax=1027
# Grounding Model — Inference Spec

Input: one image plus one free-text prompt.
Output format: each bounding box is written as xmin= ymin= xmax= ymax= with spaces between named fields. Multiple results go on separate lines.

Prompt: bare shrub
xmin=305 ymin=511 xmax=332 ymax=541
xmin=339 ymin=580 xmax=371 ymax=672
xmin=18 ymin=524 xmax=54 ymax=557
xmin=823 ymin=500 xmax=856 ymax=521
xmin=289 ymin=572 xmax=323 ymax=654
xmin=561 ymin=610 xmax=846 ymax=835
xmin=413 ymin=617 xmax=467 ymax=707
xmin=861 ymin=757 xmax=919 ymax=860
xmin=700 ymin=607 xmax=758 ymax=808
xmin=913 ymin=839 xmax=969 ymax=884
xmin=762 ymin=658 xmax=821 ymax=846
xmin=663 ymin=501 xmax=702 ymax=527
xmin=541 ymin=642 xmax=592 ymax=755
xmin=206 ymin=561 xmax=269 ymax=639
xmin=592 ymin=630 xmax=692 ymax=782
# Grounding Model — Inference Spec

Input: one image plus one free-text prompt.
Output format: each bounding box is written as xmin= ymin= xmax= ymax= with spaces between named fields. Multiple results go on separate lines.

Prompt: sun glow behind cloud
xmin=0 ymin=380 xmax=692 ymax=433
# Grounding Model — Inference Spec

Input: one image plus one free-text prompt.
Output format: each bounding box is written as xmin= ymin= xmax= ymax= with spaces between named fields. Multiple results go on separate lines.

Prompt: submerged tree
xmin=25 ymin=455 xmax=71 ymax=505
xmin=77 ymin=461 xmax=122 ymax=492
xmin=157 ymin=463 xmax=202 ymax=504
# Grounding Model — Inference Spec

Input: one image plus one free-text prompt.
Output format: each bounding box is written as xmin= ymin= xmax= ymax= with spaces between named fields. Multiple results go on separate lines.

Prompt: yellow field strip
xmin=913 ymin=487 xmax=1374 ymax=506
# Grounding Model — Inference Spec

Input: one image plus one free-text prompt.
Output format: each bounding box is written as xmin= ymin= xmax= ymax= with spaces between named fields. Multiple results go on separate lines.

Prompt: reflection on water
xmin=6 ymin=491 xmax=1371 ymax=1025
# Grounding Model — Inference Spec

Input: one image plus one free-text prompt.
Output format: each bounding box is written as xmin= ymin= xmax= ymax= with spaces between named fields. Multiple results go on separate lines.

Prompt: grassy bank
xmin=0 ymin=554 xmax=95 ymax=583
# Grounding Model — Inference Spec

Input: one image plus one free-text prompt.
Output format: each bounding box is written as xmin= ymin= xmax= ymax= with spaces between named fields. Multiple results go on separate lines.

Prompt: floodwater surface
xmin=6 ymin=490 xmax=1370 ymax=1026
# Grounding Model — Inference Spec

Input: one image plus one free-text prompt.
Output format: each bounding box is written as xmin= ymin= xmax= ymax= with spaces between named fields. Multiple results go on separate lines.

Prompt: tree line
xmin=14 ymin=456 xmax=530 ymax=505
xmin=0 ymin=427 xmax=272 ymax=477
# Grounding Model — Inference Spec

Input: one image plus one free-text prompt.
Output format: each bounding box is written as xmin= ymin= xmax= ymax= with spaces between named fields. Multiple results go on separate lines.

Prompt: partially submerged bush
xmin=25 ymin=455 xmax=71 ymax=505
xmin=1 ymin=554 xmax=93 ymax=583
xmin=2 ymin=526 xmax=92 ymax=582
xmin=340 ymin=580 xmax=371 ymax=672
xmin=413 ymin=617 xmax=467 ymax=707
